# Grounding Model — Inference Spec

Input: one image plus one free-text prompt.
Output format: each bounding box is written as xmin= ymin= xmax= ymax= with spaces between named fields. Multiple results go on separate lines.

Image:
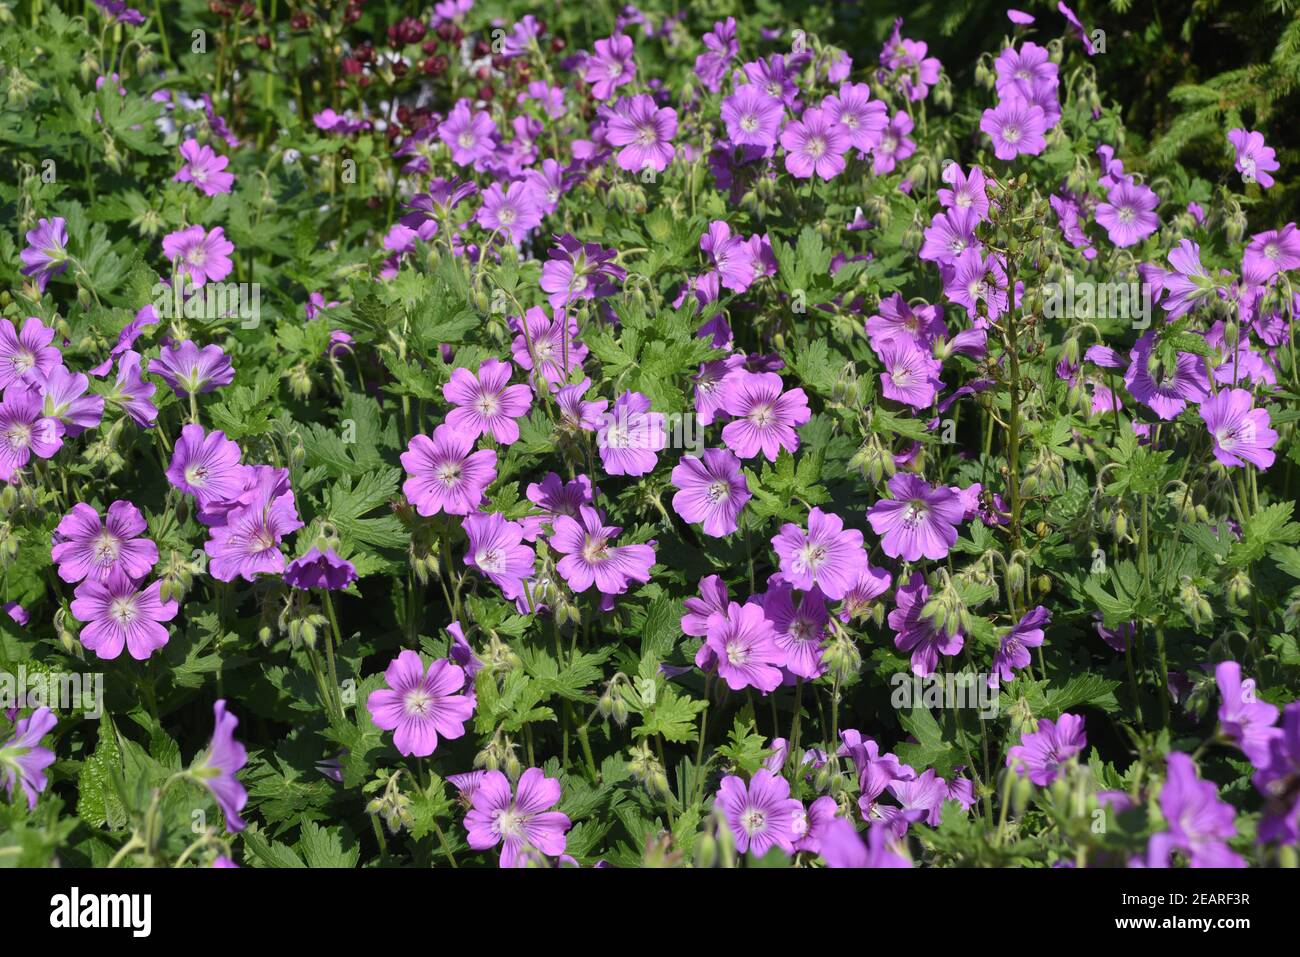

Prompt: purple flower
xmin=980 ymin=98 xmax=1047 ymax=160
xmin=510 ymin=307 xmax=587 ymax=391
xmin=761 ymin=582 xmax=829 ymax=680
xmin=597 ymin=391 xmax=665 ymax=476
xmin=995 ymin=42 xmax=1058 ymax=99
xmin=550 ymin=505 xmax=655 ymax=597
xmin=438 ymin=101 xmax=498 ymax=167
xmin=670 ymin=447 xmax=751 ymax=538
xmin=920 ymin=207 xmax=983 ymax=266
xmin=464 ymin=767 xmax=570 ymax=867
xmin=1242 ymin=225 xmax=1300 ymax=284
xmin=463 ymin=511 xmax=535 ymax=601
xmin=557 ymin=381 xmax=608 ymax=433
xmin=942 ymin=248 xmax=1009 ymax=320
xmin=780 ymin=107 xmax=850 ymax=181
xmin=1199 ymin=388 xmax=1277 ymax=470
xmin=1157 ymin=240 xmax=1215 ymax=319
xmin=1124 ymin=334 xmax=1209 ymax=420
xmin=401 ymin=424 xmax=497 ymax=517
xmin=693 ymin=355 xmax=745 ymax=425
xmin=283 ymin=548 xmax=357 ymax=591
xmin=715 ymin=769 xmax=803 ymax=856
xmin=0 ymin=317 xmax=61 ymax=389
xmin=1095 ymin=182 xmax=1160 ymax=248
xmin=148 ymin=341 xmax=235 ymax=397
xmin=444 ymin=359 xmax=534 ymax=445
xmin=1146 ymin=752 xmax=1244 ymax=868
xmin=822 ymin=82 xmax=888 ymax=153
xmin=721 ymin=84 xmax=783 ymax=150
xmin=771 ymin=507 xmax=869 ymax=601
xmin=1215 ymin=660 xmax=1280 ymax=767
xmin=19 ymin=218 xmax=69 ymax=292
xmin=0 ymin=384 xmax=63 ymax=481
xmin=1254 ymin=702 xmax=1300 ymax=845
xmin=1227 ymin=129 xmax=1279 ymax=189
xmin=720 ymin=370 xmax=810 ymax=462
xmin=109 ymin=351 xmax=158 ymax=427
xmin=161 ymin=225 xmax=235 ymax=286
xmin=36 ymin=365 xmax=104 ymax=436
xmin=1058 ymin=2 xmax=1097 ymax=55
xmin=70 ymin=577 xmax=177 ymax=660
xmin=693 ymin=18 xmax=737 ymax=92
xmin=606 ymin=94 xmax=677 ymax=173
xmin=52 ymin=501 xmax=158 ymax=585
xmin=1049 ymin=194 xmax=1096 ymax=260
xmin=888 ymin=573 xmax=964 ymax=676
xmin=583 ymin=33 xmax=636 ymax=100
xmin=175 ymin=139 xmax=234 ymax=196
xmin=878 ymin=768 xmax=948 ymax=835
xmin=867 ymin=473 xmax=964 ymax=562
xmin=683 ymin=575 xmax=730 ymax=639
xmin=475 ymin=181 xmax=543 ymax=245
xmin=0 ymin=707 xmax=57 ymax=809
xmin=204 ymin=473 xmax=304 ymax=582
xmin=539 ymin=235 xmax=625 ymax=309
xmin=939 ymin=164 xmax=991 ymax=221
xmin=990 ymin=605 xmax=1049 ymax=688
xmin=878 ymin=338 xmax=942 ymax=409
xmin=821 ymin=818 xmax=911 ymax=868
xmin=367 ymin=650 xmax=473 ymax=758
xmin=700 ymin=221 xmax=759 ymax=294
xmin=195 ymin=700 xmax=248 ymax=832
xmin=167 ymin=424 xmax=250 ymax=508
xmin=872 ymin=111 xmax=917 ymax=175
xmin=705 ymin=601 xmax=785 ymax=692
xmin=1006 ymin=713 xmax=1087 ymax=786
xmin=838 ymin=566 xmax=893 ymax=622
xmin=866 ymin=294 xmax=946 ymax=352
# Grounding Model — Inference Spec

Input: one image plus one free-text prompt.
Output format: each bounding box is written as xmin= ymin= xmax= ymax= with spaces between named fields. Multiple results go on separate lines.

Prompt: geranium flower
xmin=400 ymin=424 xmax=497 ymax=516
xmin=193 ymin=700 xmax=249 ymax=832
xmin=582 ymin=33 xmax=636 ymax=100
xmin=174 ymin=139 xmax=235 ymax=196
xmin=867 ymin=473 xmax=964 ymax=562
xmin=550 ymin=505 xmax=655 ymax=597
xmin=0 ymin=317 xmax=61 ymax=389
xmin=464 ymin=768 xmax=571 ymax=867
xmin=148 ymin=341 xmax=235 ymax=397
xmin=1199 ymin=388 xmax=1277 ymax=470
xmin=606 ymin=94 xmax=677 ymax=173
xmin=780 ymin=107 xmax=850 ymax=180
xmin=721 ymin=84 xmax=783 ymax=149
xmin=366 ymin=650 xmax=474 ymax=758
xmin=0 ymin=708 xmax=57 ymax=809
xmin=463 ymin=511 xmax=535 ymax=601
xmin=19 ymin=218 xmax=69 ymax=291
xmin=720 ymin=370 xmax=810 ymax=462
xmin=70 ymin=577 xmax=178 ymax=660
xmin=714 ymin=770 xmax=803 ymax=855
xmin=597 ymin=390 xmax=665 ymax=476
xmin=51 ymin=501 xmax=158 ymax=584
xmin=1006 ymin=713 xmax=1087 ymax=786
xmin=670 ymin=447 xmax=751 ymax=537
xmin=771 ymin=507 xmax=869 ymax=601
xmin=444 ymin=358 xmax=534 ymax=445
xmin=161 ymin=225 xmax=235 ymax=286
